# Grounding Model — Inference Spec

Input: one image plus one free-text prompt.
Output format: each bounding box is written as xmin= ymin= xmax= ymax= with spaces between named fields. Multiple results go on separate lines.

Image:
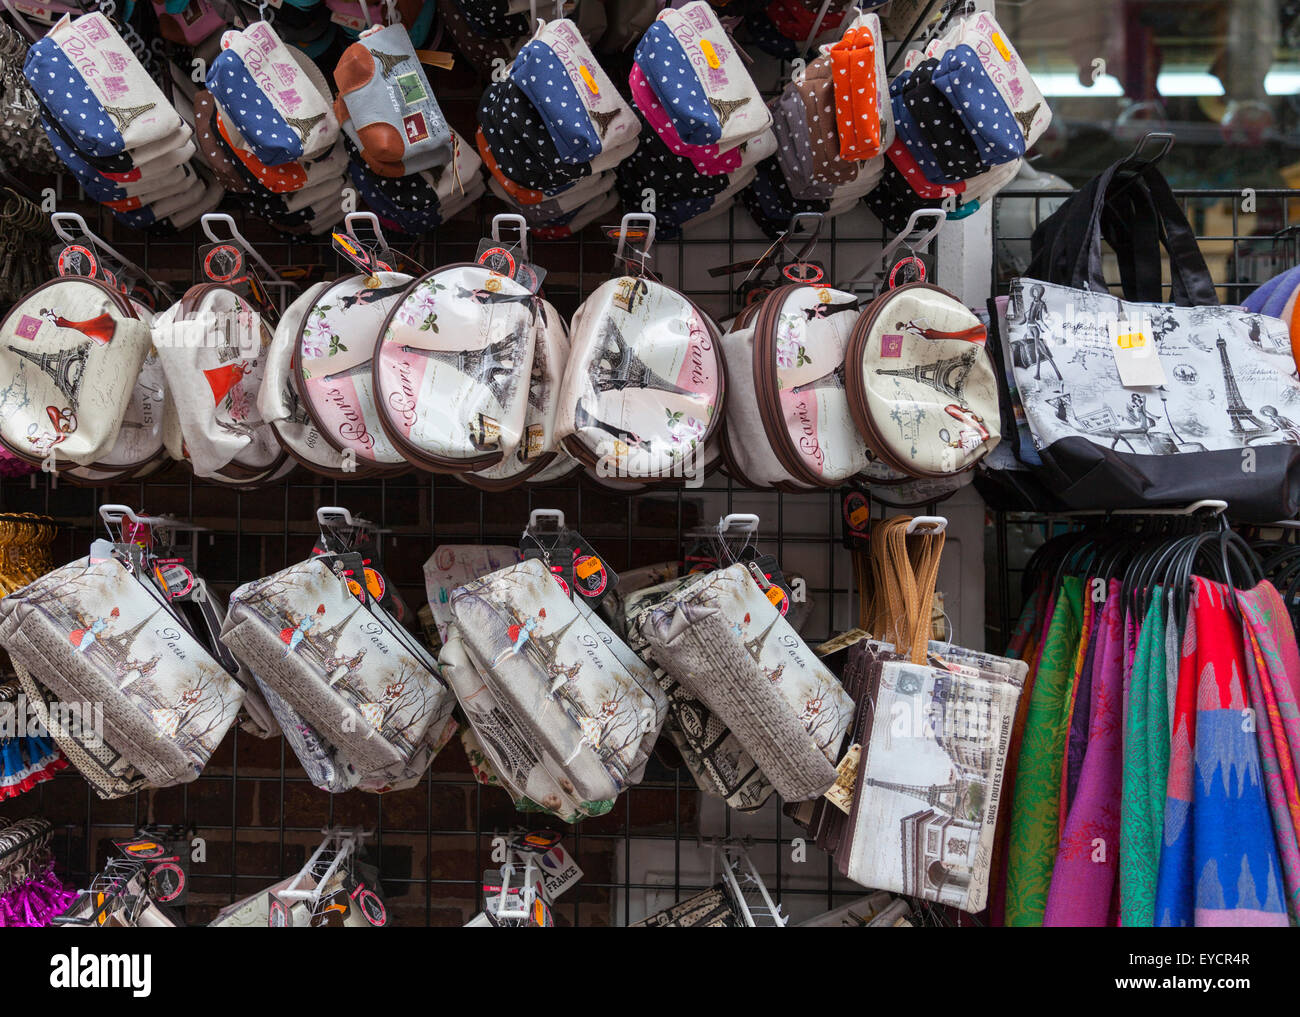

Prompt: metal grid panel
xmin=0 ymin=205 xmax=905 ymax=927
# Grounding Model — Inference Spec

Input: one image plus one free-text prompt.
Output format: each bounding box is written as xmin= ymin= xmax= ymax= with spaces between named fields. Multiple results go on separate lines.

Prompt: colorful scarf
xmin=1154 ymin=578 xmax=1288 ymax=926
xmin=1045 ymin=579 xmax=1124 ymax=925
xmin=1120 ymin=588 xmax=1169 ymax=926
xmin=1005 ymin=575 xmax=1082 ymax=925
xmin=1235 ymin=580 xmax=1300 ymax=922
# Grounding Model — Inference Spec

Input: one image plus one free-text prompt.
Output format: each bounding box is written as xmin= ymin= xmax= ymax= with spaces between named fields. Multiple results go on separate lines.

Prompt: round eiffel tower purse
xmin=555 ymin=275 xmax=725 ymax=482
xmin=296 ymin=272 xmax=414 ymax=475
xmin=260 ymin=281 xmax=377 ymax=479
xmin=0 ymin=276 xmax=152 ymax=469
xmin=373 ymin=263 xmax=537 ymax=472
xmin=845 ymin=281 xmax=1000 ymax=477
xmin=718 ymin=282 xmax=868 ymax=488
xmin=153 ymin=284 xmax=287 ymax=482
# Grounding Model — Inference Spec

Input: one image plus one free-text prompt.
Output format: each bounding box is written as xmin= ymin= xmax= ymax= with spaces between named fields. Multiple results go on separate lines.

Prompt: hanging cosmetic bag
xmin=466 ymin=299 xmax=570 ymax=489
xmin=334 ymin=23 xmax=452 ymax=173
xmin=222 ymin=555 xmax=456 ymax=776
xmin=373 ymin=263 xmax=537 ymax=473
xmin=636 ymin=563 xmax=855 ymax=802
xmin=841 ymin=651 xmax=1024 ymax=912
xmin=555 ymin=275 xmax=725 ymax=481
xmin=718 ymin=282 xmax=868 ymax=488
xmin=632 ymin=1 xmax=770 ymax=154
xmin=831 ymin=11 xmax=890 ymax=160
xmin=439 ymin=623 xmax=596 ymax=822
xmin=0 ymin=548 xmax=246 ymax=798
xmin=0 ymin=276 xmax=151 ymax=468
xmin=153 ymin=284 xmax=285 ymax=481
xmin=512 ymin=18 xmax=639 ymax=165
xmin=449 ymin=556 xmax=668 ymax=808
xmin=297 ymin=272 xmax=414 ymax=473
xmin=259 ymin=281 xmax=360 ymax=477
xmin=206 ymin=21 xmax=339 ymax=166
xmin=27 ymin=14 xmax=186 ymax=159
xmin=947 ymin=12 xmax=1050 ymax=155
xmin=85 ymin=303 xmax=168 ymax=478
xmin=845 ymin=281 xmax=1000 ymax=477
xmin=624 ymin=575 xmax=775 ymax=811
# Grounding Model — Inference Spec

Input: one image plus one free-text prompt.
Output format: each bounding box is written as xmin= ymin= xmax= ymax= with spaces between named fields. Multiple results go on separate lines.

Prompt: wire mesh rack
xmin=0 ymin=198 xmax=918 ymax=927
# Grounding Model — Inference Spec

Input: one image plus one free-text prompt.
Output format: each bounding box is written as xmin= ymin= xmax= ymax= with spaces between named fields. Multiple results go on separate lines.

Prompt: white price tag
xmin=1107 ymin=319 xmax=1167 ymax=388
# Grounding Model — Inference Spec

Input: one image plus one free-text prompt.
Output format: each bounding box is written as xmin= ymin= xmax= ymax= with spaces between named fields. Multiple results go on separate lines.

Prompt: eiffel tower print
xmin=709 ymin=95 xmax=750 ymax=129
xmin=285 ymin=113 xmax=326 ymax=143
xmin=88 ymin=607 xmax=160 ymax=672
xmin=1217 ymin=333 xmax=1276 ymax=440
xmin=743 ymin=613 xmax=780 ymax=663
xmin=105 ymin=103 xmax=154 ymax=133
xmin=373 ymin=50 xmax=410 ymax=77
xmin=399 ymin=328 xmax=524 ymax=406
xmin=319 ymin=361 xmax=372 ymax=384
xmin=1013 ymin=103 xmax=1040 ymax=138
xmin=792 ymin=364 xmax=846 ymax=396
xmin=588 ymin=318 xmax=694 ymax=397
xmin=590 ymin=108 xmax=619 ymax=139
xmin=7 ymin=342 xmax=91 ymax=409
xmin=875 ymin=346 xmax=979 ymax=402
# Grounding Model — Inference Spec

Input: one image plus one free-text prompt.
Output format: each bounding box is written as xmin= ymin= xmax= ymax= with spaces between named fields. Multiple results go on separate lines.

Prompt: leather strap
xmin=864 ymin=515 xmax=945 ymax=664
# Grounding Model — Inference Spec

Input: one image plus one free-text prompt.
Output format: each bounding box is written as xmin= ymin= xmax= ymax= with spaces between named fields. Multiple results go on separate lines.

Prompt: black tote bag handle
xmin=1029 ymin=160 xmax=1219 ymax=307
xmin=1027 ymin=167 xmax=1165 ymax=304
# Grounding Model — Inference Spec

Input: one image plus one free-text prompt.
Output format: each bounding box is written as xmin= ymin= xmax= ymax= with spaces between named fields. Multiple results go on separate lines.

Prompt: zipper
xmin=371 ymin=262 xmax=526 ymax=474
xmin=845 ymin=281 xmax=974 ymax=479
xmin=752 ymin=283 xmax=840 ymax=487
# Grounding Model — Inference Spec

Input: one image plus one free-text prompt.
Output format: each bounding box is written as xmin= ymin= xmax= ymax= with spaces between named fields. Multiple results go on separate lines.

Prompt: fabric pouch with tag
xmin=449 ymin=557 xmax=667 ymax=807
xmin=334 ymin=23 xmax=452 ymax=171
xmin=223 ymin=556 xmax=455 ymax=777
xmin=636 ymin=563 xmax=854 ymax=802
xmin=206 ymin=21 xmax=339 ymax=165
xmin=512 ymin=19 xmax=638 ymax=165
xmin=952 ymin=11 xmax=1051 ymax=152
xmin=0 ymin=551 xmax=246 ymax=797
xmin=633 ymin=2 xmax=770 ymax=153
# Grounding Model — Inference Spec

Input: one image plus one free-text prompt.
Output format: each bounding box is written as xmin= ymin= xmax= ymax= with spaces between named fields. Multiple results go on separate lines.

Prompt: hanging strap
xmin=868 ymin=516 xmax=946 ymax=664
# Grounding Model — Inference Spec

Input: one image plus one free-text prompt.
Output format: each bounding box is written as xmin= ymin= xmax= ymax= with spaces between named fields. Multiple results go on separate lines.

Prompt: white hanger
xmin=841 ymin=208 xmax=948 ymax=291
xmin=906 ymin=515 xmax=948 ymax=534
xmin=490 ymin=212 xmax=530 ymax=263
xmin=613 ymin=212 xmax=656 ymax=272
xmin=201 ymin=213 xmax=297 ymax=308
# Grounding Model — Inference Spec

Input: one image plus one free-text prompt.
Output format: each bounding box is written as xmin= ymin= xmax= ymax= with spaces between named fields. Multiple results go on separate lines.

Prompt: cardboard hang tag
xmin=520 ymin=527 xmax=618 ymax=607
xmin=1106 ymin=318 xmax=1168 ymax=388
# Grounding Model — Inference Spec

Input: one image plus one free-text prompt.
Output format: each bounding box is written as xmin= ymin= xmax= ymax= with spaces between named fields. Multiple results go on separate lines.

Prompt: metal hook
xmin=841 ymin=208 xmax=947 ymax=291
